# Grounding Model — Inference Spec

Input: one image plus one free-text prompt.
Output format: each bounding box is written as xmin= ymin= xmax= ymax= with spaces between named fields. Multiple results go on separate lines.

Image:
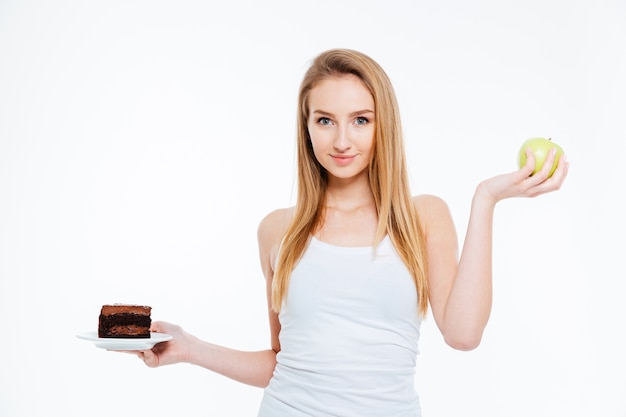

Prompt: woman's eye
xmin=355 ymin=117 xmax=369 ymax=125
xmin=317 ymin=117 xmax=332 ymax=126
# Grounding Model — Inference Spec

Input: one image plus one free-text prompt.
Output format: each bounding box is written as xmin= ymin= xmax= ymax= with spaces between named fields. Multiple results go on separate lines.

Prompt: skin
xmin=126 ymin=74 xmax=569 ymax=389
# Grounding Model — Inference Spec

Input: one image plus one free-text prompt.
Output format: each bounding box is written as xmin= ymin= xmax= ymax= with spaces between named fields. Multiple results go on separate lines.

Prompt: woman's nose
xmin=333 ymin=125 xmax=351 ymax=152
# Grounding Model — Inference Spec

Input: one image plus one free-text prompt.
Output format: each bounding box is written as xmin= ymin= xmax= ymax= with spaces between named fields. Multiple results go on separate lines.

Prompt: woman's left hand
xmin=477 ymin=147 xmax=569 ymax=204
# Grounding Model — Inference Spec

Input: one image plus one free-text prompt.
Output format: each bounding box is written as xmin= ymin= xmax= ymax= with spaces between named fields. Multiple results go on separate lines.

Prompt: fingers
xmin=106 ymin=346 xmax=164 ymax=368
xmin=518 ymin=150 xmax=553 ymax=189
xmin=538 ymin=147 xmax=560 ymax=177
xmin=107 ymin=349 xmax=157 ymax=367
xmin=548 ymin=154 xmax=568 ymax=181
xmin=140 ymin=349 xmax=159 ymax=368
xmin=521 ymin=147 xmax=536 ymax=177
xmin=525 ymin=153 xmax=569 ymax=197
xmin=150 ymin=320 xmax=180 ymax=335
xmin=108 ymin=349 xmax=144 ymax=357
xmin=118 ymin=349 xmax=159 ymax=368
xmin=150 ymin=321 xmax=164 ymax=333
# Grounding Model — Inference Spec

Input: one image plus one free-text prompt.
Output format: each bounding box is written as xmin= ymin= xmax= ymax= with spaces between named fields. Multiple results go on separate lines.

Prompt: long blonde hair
xmin=272 ymin=49 xmax=428 ymax=317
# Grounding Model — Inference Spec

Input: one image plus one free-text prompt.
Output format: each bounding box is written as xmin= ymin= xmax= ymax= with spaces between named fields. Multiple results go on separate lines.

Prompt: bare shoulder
xmin=413 ymin=194 xmax=449 ymax=211
xmin=412 ymin=194 xmax=456 ymax=238
xmin=257 ymin=207 xmax=294 ymax=274
xmin=413 ymin=193 xmax=451 ymax=219
xmin=257 ymin=207 xmax=294 ymax=243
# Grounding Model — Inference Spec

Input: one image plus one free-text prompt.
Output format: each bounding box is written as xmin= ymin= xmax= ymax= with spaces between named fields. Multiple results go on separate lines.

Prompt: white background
xmin=1 ymin=1 xmax=625 ymax=416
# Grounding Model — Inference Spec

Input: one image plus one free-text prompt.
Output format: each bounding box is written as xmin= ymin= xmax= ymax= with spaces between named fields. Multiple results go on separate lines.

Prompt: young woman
xmin=133 ymin=49 xmax=568 ymax=416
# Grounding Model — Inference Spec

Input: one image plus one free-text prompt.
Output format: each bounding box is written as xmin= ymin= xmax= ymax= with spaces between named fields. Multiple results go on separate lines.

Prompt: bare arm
xmin=141 ymin=321 xmax=276 ymax=388
xmin=425 ymin=148 xmax=569 ymax=350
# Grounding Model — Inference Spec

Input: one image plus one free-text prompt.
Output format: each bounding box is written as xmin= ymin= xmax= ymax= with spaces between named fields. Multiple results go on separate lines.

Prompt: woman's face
xmin=306 ymin=74 xmax=375 ymax=183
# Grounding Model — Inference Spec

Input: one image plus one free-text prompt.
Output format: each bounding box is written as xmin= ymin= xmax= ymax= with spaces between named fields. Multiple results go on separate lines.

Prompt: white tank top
xmin=257 ymin=236 xmax=422 ymax=417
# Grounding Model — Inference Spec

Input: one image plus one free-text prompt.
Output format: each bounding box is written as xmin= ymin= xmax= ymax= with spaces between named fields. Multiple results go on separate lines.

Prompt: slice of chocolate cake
xmin=98 ymin=304 xmax=152 ymax=338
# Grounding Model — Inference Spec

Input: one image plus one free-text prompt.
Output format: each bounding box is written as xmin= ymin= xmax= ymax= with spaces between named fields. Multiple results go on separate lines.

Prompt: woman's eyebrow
xmin=310 ymin=109 xmax=374 ymax=117
xmin=349 ymin=109 xmax=374 ymax=117
xmin=311 ymin=109 xmax=334 ymax=116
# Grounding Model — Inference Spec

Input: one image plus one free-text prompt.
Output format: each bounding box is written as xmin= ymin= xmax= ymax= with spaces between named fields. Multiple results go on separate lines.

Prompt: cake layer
xmin=99 ymin=312 xmax=151 ymax=327
xmin=100 ymin=304 xmax=151 ymax=316
xmin=99 ymin=324 xmax=151 ymax=338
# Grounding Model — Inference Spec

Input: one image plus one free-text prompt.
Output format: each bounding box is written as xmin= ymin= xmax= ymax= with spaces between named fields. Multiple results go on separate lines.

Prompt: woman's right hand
xmin=119 ymin=320 xmax=277 ymax=387
xmin=135 ymin=321 xmax=195 ymax=368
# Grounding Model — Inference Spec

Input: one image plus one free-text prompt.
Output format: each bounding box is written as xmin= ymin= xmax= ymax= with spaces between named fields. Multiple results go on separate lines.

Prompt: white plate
xmin=76 ymin=331 xmax=172 ymax=351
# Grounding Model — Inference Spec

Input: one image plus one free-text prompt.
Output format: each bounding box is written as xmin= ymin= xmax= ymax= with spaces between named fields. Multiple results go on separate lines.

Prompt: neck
xmin=324 ymin=174 xmax=375 ymax=212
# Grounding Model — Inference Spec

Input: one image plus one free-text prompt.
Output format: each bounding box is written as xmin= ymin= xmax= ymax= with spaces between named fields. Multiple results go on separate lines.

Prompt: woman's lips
xmin=330 ymin=154 xmax=357 ymax=166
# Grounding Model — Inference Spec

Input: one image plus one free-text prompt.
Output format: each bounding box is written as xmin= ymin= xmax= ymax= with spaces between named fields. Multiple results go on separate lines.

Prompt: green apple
xmin=518 ymin=137 xmax=564 ymax=177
